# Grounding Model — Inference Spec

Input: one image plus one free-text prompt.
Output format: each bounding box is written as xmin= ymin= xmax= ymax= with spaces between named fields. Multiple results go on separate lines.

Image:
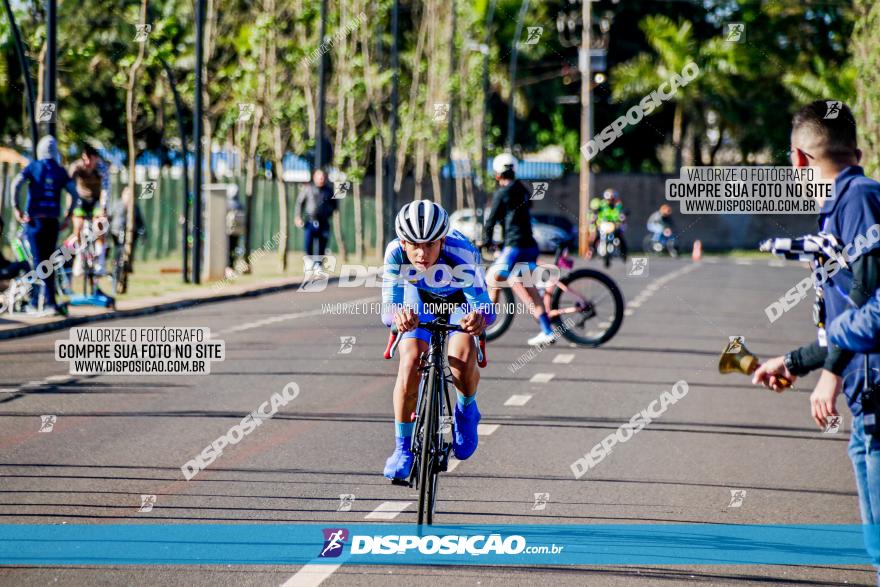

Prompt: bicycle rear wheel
xmin=417 ymin=366 xmax=440 ymax=525
xmin=484 ymin=287 xmax=514 ymax=341
xmin=551 ymin=268 xmax=624 ymax=347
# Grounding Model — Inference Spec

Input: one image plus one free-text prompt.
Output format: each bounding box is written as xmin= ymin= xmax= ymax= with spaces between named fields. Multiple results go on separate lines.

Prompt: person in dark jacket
xmin=11 ymin=136 xmax=77 ymax=314
xmin=482 ymin=153 xmax=555 ymax=346
xmin=295 ymin=169 xmax=337 ymax=269
xmin=752 ymin=101 xmax=880 ymax=577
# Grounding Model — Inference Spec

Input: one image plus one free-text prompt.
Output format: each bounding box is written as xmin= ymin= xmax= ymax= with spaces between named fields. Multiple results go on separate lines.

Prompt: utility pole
xmin=315 ymin=0 xmax=328 ymax=170
xmin=480 ymin=0 xmax=497 ymax=212
xmin=44 ymin=0 xmax=57 ymax=137
xmin=193 ymin=0 xmax=205 ymax=283
xmin=578 ymin=0 xmax=592 ymax=257
xmin=506 ymin=0 xmax=530 ymax=150
xmin=385 ymin=0 xmax=400 ymax=237
xmin=444 ymin=0 xmax=456 ymax=210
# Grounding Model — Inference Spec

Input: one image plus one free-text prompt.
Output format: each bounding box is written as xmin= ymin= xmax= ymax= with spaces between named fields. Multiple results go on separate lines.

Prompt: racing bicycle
xmin=384 ymin=318 xmax=487 ymax=525
xmin=483 ymin=244 xmax=624 ymax=347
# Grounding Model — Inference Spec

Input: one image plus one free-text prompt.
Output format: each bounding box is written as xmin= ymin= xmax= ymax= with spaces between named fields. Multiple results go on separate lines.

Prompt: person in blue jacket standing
xmin=11 ymin=136 xmax=77 ymax=314
xmin=753 ymin=101 xmax=880 ymax=580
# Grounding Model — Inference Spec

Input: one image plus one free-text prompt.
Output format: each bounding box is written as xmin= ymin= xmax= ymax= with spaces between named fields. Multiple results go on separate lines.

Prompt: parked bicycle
xmin=483 ymin=244 xmax=624 ymax=347
xmin=384 ymin=318 xmax=488 ymax=525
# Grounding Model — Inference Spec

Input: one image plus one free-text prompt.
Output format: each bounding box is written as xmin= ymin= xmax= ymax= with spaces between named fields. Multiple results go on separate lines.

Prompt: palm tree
xmin=610 ymin=15 xmax=736 ymax=171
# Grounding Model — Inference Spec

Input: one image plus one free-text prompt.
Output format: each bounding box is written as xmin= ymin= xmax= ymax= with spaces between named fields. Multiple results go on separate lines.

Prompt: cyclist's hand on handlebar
xmin=14 ymin=209 xmax=29 ymax=224
xmin=459 ymin=311 xmax=486 ymax=336
xmin=393 ymin=307 xmax=419 ymax=333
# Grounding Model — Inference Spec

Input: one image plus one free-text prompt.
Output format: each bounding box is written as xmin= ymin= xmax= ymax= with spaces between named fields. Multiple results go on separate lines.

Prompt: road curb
xmin=0 ymin=277 xmax=332 ymax=341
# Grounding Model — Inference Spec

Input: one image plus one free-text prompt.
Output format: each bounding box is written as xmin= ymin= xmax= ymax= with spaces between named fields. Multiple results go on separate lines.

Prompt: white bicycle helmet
xmin=395 ymin=200 xmax=450 ymax=243
xmin=492 ymin=153 xmax=518 ymax=176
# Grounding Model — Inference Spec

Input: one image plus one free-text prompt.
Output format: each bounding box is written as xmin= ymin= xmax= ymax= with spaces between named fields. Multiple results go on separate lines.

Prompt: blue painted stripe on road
xmin=0 ymin=524 xmax=875 ymax=565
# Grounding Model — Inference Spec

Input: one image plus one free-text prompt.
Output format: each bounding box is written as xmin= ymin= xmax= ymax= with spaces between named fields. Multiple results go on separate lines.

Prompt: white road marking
xmin=216 ymin=296 xmax=376 ymax=335
xmin=504 ymin=394 xmax=532 ymax=406
xmin=365 ymin=501 xmax=411 ymax=520
xmin=44 ymin=375 xmax=73 ymax=384
xmin=0 ymin=388 xmax=17 ymax=394
xmin=478 ymin=424 xmax=499 ymax=436
xmin=282 ymin=564 xmax=342 ymax=587
xmin=447 ymin=458 xmax=461 ymax=472
xmin=768 ymin=260 xmax=785 ymax=267
xmin=529 ymin=373 xmax=555 ymax=383
xmin=624 ymin=309 xmax=635 ymax=316
xmin=735 ymin=259 xmax=753 ymax=266
xmin=628 ymin=302 xmax=642 ymax=308
xmin=553 ymin=354 xmax=574 ymax=364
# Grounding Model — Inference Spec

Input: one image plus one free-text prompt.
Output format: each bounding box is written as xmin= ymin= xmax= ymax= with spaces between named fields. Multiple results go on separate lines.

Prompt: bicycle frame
xmin=384 ymin=319 xmax=486 ymax=524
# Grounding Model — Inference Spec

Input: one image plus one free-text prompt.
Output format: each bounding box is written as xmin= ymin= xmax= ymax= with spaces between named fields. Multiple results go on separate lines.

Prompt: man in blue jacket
xmin=753 ymin=101 xmax=880 ymax=576
xmin=11 ymin=136 xmax=77 ymax=314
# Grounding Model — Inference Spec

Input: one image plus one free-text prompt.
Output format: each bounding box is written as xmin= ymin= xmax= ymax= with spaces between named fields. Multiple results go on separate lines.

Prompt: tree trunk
xmin=353 ymin=183 xmax=364 ymax=259
xmin=241 ymin=25 xmax=269 ymax=273
xmin=123 ymin=0 xmax=150 ymax=284
xmin=672 ymin=102 xmax=684 ymax=171
xmin=272 ymin=142 xmax=288 ymax=270
xmin=374 ymin=135 xmax=384 ymax=252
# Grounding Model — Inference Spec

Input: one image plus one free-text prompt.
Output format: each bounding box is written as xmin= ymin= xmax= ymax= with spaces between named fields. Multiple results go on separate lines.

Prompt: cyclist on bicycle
xmin=381 ymin=200 xmax=494 ymax=481
xmin=483 ymin=153 xmax=556 ymax=346
xmin=69 ymin=143 xmax=110 ymax=275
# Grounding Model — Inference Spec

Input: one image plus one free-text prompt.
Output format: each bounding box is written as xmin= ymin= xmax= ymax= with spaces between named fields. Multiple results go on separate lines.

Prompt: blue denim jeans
xmin=848 ymin=413 xmax=880 ymax=581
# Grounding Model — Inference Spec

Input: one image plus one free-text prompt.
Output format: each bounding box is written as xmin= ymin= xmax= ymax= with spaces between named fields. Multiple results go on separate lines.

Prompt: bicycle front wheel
xmin=417 ymin=366 xmax=439 ymax=525
xmin=551 ymin=268 xmax=624 ymax=347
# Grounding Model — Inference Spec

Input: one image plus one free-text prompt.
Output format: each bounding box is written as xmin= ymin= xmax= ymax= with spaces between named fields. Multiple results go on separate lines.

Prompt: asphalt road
xmin=0 ymin=256 xmax=875 ymax=586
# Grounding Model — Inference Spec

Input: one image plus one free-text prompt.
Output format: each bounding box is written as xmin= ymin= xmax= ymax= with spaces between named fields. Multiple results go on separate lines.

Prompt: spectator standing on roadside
xmin=295 ymin=169 xmax=337 ymax=270
xmin=752 ymin=101 xmax=880 ymax=579
xmin=10 ymin=136 xmax=77 ymax=314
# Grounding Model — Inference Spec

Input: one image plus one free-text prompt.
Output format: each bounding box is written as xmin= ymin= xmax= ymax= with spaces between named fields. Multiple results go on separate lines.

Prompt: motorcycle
xmin=596 ymin=220 xmax=624 ymax=268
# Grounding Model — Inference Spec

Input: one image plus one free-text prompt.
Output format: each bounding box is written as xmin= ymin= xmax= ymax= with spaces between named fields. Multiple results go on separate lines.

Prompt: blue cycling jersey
xmin=381 ymin=229 xmax=496 ymax=327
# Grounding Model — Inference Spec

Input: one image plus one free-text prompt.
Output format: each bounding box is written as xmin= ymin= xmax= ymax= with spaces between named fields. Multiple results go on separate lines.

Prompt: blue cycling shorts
xmin=489 ymin=246 xmax=539 ymax=279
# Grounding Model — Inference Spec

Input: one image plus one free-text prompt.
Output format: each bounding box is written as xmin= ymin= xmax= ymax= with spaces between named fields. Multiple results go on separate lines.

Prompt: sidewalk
xmin=0 ymin=252 xmax=381 ymax=340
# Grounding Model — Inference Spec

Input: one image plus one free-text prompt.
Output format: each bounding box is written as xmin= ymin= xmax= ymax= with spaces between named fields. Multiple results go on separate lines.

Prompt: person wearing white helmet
xmin=380 ymin=199 xmax=496 ymax=481
xmin=483 ymin=153 xmax=556 ymax=346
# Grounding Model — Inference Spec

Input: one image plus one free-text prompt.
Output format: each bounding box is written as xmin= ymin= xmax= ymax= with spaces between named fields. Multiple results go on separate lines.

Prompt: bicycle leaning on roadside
xmin=483 ymin=243 xmax=624 ymax=347
xmin=383 ymin=318 xmax=488 ymax=525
